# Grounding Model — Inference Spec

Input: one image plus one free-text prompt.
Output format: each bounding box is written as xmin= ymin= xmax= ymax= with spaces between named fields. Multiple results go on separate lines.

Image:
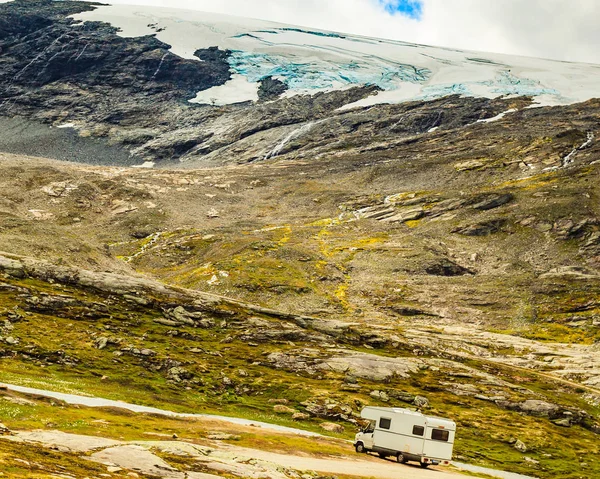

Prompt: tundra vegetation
xmin=1 ymin=2 xmax=600 ymax=478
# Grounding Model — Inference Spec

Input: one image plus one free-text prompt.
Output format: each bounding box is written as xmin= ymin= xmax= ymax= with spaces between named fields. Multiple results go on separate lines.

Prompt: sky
xmin=8 ymin=0 xmax=597 ymax=64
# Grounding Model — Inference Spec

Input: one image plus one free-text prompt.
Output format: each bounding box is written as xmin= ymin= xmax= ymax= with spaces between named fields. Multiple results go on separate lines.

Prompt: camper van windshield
xmin=363 ymin=421 xmax=375 ymax=433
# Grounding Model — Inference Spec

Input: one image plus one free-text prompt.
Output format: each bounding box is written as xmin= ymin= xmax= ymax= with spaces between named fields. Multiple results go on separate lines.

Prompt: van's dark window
xmin=379 ymin=418 xmax=391 ymax=430
xmin=412 ymin=425 xmax=425 ymax=436
xmin=431 ymin=429 xmax=449 ymax=442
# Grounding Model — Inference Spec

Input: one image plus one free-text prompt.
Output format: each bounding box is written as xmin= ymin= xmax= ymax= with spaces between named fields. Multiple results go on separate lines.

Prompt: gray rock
xmin=273 ymin=405 xmax=296 ymax=414
xmin=168 ymin=367 xmax=193 ymax=382
xmin=370 ymin=390 xmax=390 ymax=402
xmin=514 ymin=439 xmax=528 ymax=452
xmin=292 ymin=412 xmax=310 ymax=421
xmin=519 ymin=400 xmax=560 ymax=417
xmin=383 ymin=207 xmax=425 ymax=223
xmin=320 ymin=422 xmax=344 ymax=434
xmin=553 ymin=418 xmax=571 ymax=427
xmin=319 ymin=352 xmax=421 ymax=382
xmin=453 ymin=219 xmax=506 ymax=236
xmin=471 ymin=193 xmax=514 ymax=211
xmin=95 ymin=337 xmax=108 ymax=350
xmin=414 ymin=396 xmax=429 ymax=408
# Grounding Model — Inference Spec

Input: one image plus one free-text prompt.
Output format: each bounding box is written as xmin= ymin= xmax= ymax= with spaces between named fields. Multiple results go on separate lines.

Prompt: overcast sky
xmin=58 ymin=1 xmax=600 ymax=64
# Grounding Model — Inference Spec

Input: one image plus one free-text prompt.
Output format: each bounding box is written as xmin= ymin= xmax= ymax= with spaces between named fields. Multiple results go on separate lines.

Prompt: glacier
xmin=71 ymin=4 xmax=600 ymax=108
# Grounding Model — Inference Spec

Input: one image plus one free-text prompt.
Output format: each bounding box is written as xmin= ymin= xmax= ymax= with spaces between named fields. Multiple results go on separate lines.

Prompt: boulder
xmin=292 ymin=412 xmax=310 ymax=421
xmin=273 ymin=405 xmax=296 ymax=414
xmin=370 ymin=390 xmax=390 ymax=402
xmin=95 ymin=337 xmax=108 ymax=350
xmin=518 ymin=400 xmax=560 ymax=417
xmin=167 ymin=367 xmax=193 ymax=382
xmin=514 ymin=439 xmax=527 ymax=452
xmin=453 ymin=219 xmax=506 ymax=236
xmin=424 ymin=259 xmax=474 ymax=277
xmin=320 ymin=422 xmax=344 ymax=434
xmin=471 ymin=193 xmax=514 ymax=211
xmin=318 ymin=352 xmax=421 ymax=382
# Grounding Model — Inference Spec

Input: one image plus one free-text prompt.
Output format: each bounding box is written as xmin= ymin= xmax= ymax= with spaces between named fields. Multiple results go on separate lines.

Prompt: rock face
xmin=0 ymin=1 xmax=230 ymax=98
xmin=0 ymin=1 xmax=536 ymax=167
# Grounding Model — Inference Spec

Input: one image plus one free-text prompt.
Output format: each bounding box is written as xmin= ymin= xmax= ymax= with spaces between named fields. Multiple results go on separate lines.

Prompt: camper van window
xmin=363 ymin=421 xmax=375 ymax=433
xmin=431 ymin=429 xmax=450 ymax=442
xmin=412 ymin=425 xmax=425 ymax=436
xmin=379 ymin=417 xmax=392 ymax=430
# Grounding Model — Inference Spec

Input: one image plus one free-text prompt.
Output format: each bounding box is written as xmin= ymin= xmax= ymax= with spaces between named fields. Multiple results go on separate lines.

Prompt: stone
xmin=0 ymin=423 xmax=10 ymax=434
xmin=318 ymin=352 xmax=421 ymax=382
xmin=167 ymin=367 xmax=193 ymax=382
xmin=414 ymin=396 xmax=429 ymax=408
xmin=320 ymin=422 xmax=345 ymax=434
xmin=41 ymin=181 xmax=78 ymax=197
xmin=553 ymin=418 xmax=571 ymax=427
xmin=292 ymin=412 xmax=310 ymax=421
xmin=424 ymin=259 xmax=474 ymax=277
xmin=518 ymin=400 xmax=560 ymax=417
xmin=273 ymin=405 xmax=296 ymax=414
xmin=514 ymin=439 xmax=528 ymax=453
xmin=455 ymin=159 xmax=486 ymax=171
xmin=383 ymin=207 xmax=425 ymax=223
xmin=453 ymin=219 xmax=506 ymax=236
xmin=95 ymin=337 xmax=108 ymax=350
xmin=471 ymin=193 xmax=514 ymax=211
xmin=370 ymin=390 xmax=390 ymax=402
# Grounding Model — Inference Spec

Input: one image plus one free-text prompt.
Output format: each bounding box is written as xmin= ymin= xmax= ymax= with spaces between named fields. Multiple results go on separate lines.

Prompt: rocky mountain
xmin=1 ymin=1 xmax=600 ymax=478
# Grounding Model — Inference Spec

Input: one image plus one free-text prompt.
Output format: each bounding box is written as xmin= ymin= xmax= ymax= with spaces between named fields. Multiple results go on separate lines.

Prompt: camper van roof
xmin=361 ymin=406 xmax=456 ymax=428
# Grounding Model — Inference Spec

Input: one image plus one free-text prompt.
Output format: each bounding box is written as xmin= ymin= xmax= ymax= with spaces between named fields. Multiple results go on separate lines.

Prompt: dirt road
xmin=234 ymin=446 xmax=466 ymax=479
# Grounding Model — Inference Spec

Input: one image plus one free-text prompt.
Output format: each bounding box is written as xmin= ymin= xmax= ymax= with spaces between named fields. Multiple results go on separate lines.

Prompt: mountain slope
xmin=1 ymin=1 xmax=600 ymax=478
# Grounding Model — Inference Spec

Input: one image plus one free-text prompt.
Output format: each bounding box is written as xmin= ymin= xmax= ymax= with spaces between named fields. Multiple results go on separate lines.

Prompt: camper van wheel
xmin=355 ymin=442 xmax=366 ymax=453
xmin=396 ymin=453 xmax=408 ymax=464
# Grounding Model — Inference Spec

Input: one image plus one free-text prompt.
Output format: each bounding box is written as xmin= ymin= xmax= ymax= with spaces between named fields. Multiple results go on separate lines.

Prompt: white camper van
xmin=354 ymin=406 xmax=456 ymax=468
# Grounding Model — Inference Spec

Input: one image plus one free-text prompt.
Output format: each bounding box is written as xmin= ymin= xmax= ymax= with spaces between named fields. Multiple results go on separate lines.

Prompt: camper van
xmin=354 ymin=406 xmax=456 ymax=468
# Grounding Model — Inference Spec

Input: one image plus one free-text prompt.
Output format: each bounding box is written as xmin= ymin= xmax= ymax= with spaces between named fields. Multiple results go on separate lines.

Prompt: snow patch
xmin=189 ymin=74 xmax=259 ymax=105
xmin=71 ymin=4 xmax=600 ymax=108
xmin=477 ymin=109 xmax=518 ymax=123
xmin=131 ymin=161 xmax=155 ymax=169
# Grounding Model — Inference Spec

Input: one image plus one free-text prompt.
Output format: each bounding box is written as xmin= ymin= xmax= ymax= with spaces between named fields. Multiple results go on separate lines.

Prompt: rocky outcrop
xmin=0 ymin=251 xmax=350 ymax=339
xmin=453 ymin=219 xmax=506 ymax=236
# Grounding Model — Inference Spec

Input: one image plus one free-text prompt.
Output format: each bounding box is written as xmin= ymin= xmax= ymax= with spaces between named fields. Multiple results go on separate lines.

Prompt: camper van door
xmin=423 ymin=424 xmax=454 ymax=460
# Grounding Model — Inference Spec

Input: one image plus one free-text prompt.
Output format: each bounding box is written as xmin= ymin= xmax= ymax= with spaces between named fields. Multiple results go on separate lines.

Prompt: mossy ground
xmin=2 ymin=272 xmax=600 ymax=478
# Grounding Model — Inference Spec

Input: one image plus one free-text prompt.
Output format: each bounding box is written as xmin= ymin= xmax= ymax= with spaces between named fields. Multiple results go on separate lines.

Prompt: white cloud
xmin=79 ymin=0 xmax=599 ymax=64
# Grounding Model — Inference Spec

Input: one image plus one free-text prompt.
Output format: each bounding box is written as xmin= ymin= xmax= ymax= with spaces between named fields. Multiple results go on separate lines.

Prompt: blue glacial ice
xmin=482 ymin=71 xmax=559 ymax=97
xmin=227 ymin=50 xmax=431 ymax=91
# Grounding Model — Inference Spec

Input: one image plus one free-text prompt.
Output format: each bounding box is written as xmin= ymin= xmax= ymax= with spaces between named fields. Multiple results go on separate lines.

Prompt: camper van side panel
xmin=422 ymin=427 xmax=455 ymax=460
xmin=372 ymin=412 xmax=427 ymax=455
